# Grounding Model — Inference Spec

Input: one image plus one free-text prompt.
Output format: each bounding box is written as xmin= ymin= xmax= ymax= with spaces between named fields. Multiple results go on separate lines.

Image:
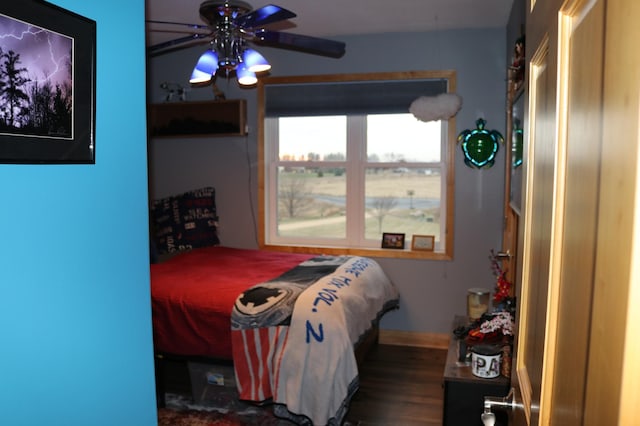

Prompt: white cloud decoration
xmin=409 ymin=93 xmax=463 ymax=122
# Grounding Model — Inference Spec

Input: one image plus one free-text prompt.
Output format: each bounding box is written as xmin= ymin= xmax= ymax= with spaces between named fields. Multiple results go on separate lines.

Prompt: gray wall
xmin=147 ymin=28 xmax=508 ymax=334
xmin=507 ymin=0 xmax=526 ymax=47
xmin=507 ymin=0 xmax=526 ymax=63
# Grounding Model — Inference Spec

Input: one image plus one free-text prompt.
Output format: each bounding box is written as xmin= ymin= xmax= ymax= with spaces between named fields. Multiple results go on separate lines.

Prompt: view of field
xmin=276 ymin=169 xmax=442 ymax=242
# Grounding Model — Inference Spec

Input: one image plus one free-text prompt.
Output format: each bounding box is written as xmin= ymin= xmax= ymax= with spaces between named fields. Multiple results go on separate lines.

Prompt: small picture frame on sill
xmin=411 ymin=235 xmax=435 ymax=251
xmin=381 ymin=232 xmax=405 ymax=249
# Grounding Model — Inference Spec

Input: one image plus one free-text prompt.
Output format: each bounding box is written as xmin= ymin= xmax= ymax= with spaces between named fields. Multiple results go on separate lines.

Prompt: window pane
xmin=364 ymin=168 xmax=441 ymax=243
xmin=367 ymin=114 xmax=441 ymax=163
xmin=277 ymin=167 xmax=346 ymax=238
xmin=262 ymin=72 xmax=455 ymax=257
xmin=279 ymin=116 xmax=346 ymax=161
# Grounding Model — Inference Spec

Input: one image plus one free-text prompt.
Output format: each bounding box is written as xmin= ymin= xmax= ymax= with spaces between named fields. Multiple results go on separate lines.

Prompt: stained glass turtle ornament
xmin=512 ymin=117 xmax=523 ymax=168
xmin=458 ymin=118 xmax=504 ymax=169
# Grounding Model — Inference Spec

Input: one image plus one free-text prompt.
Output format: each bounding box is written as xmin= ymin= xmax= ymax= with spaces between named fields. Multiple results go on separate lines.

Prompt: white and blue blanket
xmin=231 ymin=255 xmax=399 ymax=425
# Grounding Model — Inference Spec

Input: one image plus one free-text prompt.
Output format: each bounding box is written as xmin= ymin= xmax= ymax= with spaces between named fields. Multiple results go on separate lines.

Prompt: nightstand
xmin=442 ymin=315 xmax=510 ymax=426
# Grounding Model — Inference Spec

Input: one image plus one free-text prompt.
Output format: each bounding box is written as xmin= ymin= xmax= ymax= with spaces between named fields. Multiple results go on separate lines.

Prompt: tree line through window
xmin=259 ymin=71 xmax=456 ymax=259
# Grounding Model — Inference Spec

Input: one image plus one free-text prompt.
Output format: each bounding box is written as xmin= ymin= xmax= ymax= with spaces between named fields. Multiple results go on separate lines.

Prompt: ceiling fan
xmin=147 ymin=1 xmax=346 ymax=86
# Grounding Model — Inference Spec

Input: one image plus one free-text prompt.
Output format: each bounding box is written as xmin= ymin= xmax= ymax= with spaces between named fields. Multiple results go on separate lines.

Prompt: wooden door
xmin=500 ymin=0 xmax=640 ymax=424
xmin=513 ymin=0 xmax=605 ymax=423
xmin=513 ymin=28 xmax=556 ymax=424
xmin=501 ymin=82 xmax=522 ymax=288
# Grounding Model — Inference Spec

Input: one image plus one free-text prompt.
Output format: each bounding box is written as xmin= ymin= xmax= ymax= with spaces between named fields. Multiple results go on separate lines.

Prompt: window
xmin=258 ymin=72 xmax=456 ymax=259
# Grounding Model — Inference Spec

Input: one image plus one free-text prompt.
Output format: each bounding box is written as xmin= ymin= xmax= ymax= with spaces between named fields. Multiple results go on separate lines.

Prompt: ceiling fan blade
xmin=254 ymin=30 xmax=345 ymax=58
xmin=147 ymin=33 xmax=212 ymax=56
xmin=235 ymin=4 xmax=296 ymax=28
xmin=146 ymin=20 xmax=209 ymax=31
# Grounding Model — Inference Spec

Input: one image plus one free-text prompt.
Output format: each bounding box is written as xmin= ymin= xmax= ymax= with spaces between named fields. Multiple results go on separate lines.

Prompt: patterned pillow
xmin=151 ymin=187 xmax=220 ymax=254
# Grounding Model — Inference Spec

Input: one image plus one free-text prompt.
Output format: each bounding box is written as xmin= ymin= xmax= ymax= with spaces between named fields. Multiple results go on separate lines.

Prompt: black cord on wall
xmin=244 ymin=135 xmax=260 ymax=248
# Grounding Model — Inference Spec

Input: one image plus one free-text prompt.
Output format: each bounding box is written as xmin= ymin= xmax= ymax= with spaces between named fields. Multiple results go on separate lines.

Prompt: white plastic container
xmin=471 ymin=344 xmax=502 ymax=378
xmin=187 ymin=361 xmax=237 ymax=403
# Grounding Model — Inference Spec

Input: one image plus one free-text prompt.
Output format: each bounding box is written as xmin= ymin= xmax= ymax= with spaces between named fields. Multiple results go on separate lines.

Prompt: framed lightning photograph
xmin=0 ymin=1 xmax=96 ymax=164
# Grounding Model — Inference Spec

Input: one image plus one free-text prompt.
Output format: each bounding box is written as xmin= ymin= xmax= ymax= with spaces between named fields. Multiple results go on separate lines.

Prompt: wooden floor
xmin=160 ymin=344 xmax=447 ymax=425
xmin=345 ymin=344 xmax=446 ymax=425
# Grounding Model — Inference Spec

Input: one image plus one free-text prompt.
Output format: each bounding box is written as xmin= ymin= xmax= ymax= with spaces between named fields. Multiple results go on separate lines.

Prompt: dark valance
xmin=264 ymin=79 xmax=449 ymax=117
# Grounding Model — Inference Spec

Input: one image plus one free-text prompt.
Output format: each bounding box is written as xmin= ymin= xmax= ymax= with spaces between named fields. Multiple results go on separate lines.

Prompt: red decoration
xmin=489 ymin=250 xmax=512 ymax=304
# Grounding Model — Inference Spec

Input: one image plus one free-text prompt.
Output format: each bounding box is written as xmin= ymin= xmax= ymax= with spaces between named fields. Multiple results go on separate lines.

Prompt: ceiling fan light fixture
xmin=242 ymin=48 xmax=271 ymax=73
xmin=189 ymin=50 xmax=219 ymax=84
xmin=236 ymin=63 xmax=257 ymax=86
xmin=152 ymin=2 xmax=346 ymax=87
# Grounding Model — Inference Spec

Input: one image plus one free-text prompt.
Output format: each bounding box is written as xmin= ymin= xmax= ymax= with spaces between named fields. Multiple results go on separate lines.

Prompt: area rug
xmin=157 ymin=392 xmax=290 ymax=426
xmin=157 ymin=392 xmax=363 ymax=425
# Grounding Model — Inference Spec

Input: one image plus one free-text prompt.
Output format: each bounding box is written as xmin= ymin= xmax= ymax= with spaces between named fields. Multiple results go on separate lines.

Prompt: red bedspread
xmin=150 ymin=246 xmax=313 ymax=359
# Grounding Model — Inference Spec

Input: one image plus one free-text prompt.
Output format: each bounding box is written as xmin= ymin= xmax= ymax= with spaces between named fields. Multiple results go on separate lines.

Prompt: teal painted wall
xmin=0 ymin=1 xmax=156 ymax=425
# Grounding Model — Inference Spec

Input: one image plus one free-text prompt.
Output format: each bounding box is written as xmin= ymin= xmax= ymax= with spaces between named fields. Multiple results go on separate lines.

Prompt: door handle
xmin=482 ymin=388 xmax=521 ymax=424
xmin=495 ymin=250 xmax=512 ymax=260
xmin=481 ymin=411 xmax=497 ymax=426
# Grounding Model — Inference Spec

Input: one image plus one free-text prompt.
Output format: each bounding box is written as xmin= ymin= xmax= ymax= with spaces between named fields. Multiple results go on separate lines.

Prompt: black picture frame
xmin=0 ymin=1 xmax=96 ymax=164
xmin=381 ymin=232 xmax=405 ymax=249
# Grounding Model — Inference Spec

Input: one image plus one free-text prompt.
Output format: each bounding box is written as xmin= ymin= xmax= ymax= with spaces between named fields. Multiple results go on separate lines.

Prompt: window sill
xmin=260 ymin=244 xmax=452 ymax=260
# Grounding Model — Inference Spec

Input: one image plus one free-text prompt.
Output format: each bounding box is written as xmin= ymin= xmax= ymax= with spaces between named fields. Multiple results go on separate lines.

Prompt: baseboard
xmin=379 ymin=329 xmax=450 ymax=350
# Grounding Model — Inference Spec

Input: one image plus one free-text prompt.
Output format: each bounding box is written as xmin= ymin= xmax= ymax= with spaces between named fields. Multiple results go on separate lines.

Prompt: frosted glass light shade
xmin=189 ymin=50 xmax=219 ymax=84
xmin=236 ymin=64 xmax=258 ymax=86
xmin=242 ymin=49 xmax=271 ymax=73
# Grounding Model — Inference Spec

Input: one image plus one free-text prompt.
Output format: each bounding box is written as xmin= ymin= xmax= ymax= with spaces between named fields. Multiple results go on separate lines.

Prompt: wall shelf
xmin=148 ymin=99 xmax=247 ymax=138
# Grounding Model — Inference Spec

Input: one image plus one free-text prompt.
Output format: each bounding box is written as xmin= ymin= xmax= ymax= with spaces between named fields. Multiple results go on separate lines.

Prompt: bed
xmin=150 ymin=187 xmax=400 ymax=425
